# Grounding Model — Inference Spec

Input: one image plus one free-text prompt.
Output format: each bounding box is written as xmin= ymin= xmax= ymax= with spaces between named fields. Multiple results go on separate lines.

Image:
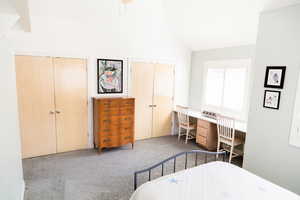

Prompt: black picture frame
xmin=263 ymin=90 xmax=281 ymax=110
xmin=264 ymin=66 xmax=286 ymax=89
xmin=97 ymin=59 xmax=123 ymax=94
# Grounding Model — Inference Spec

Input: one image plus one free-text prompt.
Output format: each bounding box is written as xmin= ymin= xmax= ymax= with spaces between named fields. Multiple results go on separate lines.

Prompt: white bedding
xmin=130 ymin=161 xmax=300 ymax=200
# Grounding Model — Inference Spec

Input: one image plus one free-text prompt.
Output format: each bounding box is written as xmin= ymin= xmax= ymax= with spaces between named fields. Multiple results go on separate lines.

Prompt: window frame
xmin=201 ymin=59 xmax=251 ymax=121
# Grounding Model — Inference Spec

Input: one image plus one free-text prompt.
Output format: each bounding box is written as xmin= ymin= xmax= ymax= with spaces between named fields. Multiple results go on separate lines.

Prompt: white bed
xmin=130 ymin=161 xmax=300 ymax=200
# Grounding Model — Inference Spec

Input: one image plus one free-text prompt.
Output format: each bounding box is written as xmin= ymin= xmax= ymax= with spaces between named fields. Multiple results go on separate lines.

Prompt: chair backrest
xmin=176 ymin=105 xmax=189 ymax=126
xmin=216 ymin=114 xmax=235 ymax=141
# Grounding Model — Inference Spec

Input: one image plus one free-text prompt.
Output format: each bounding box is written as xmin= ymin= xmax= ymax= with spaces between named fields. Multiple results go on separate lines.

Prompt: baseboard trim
xmin=20 ymin=180 xmax=25 ymax=200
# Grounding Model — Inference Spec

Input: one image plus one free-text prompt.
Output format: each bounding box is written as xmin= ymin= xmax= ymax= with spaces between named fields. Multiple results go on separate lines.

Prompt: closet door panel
xmin=131 ymin=62 xmax=154 ymax=140
xmin=15 ymin=56 xmax=57 ymax=158
xmin=54 ymin=58 xmax=88 ymax=152
xmin=152 ymin=64 xmax=174 ymax=137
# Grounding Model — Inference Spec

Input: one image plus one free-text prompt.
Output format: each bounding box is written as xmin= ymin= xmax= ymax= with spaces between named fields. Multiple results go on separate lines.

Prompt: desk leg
xmin=172 ymin=111 xmax=179 ymax=136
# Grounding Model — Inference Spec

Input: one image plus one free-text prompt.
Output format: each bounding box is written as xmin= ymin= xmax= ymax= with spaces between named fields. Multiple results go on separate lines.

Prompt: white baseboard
xmin=20 ymin=180 xmax=25 ymax=200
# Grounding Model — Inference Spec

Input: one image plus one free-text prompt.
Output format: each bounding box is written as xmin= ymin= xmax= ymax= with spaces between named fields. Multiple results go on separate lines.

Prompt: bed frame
xmin=134 ymin=150 xmax=226 ymax=190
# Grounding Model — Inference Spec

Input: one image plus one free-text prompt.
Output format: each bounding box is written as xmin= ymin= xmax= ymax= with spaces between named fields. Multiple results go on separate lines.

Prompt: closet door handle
xmin=49 ymin=111 xmax=55 ymax=114
xmin=55 ymin=110 xmax=61 ymax=114
xmin=149 ymin=105 xmax=157 ymax=108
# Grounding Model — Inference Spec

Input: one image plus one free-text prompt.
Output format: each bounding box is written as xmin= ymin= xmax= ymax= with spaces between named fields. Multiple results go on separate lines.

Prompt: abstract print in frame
xmin=97 ymin=59 xmax=123 ymax=94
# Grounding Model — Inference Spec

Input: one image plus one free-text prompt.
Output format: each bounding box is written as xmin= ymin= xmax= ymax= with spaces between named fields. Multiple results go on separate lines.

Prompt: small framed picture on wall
xmin=264 ymin=66 xmax=286 ymax=89
xmin=97 ymin=59 xmax=123 ymax=94
xmin=263 ymin=90 xmax=281 ymax=110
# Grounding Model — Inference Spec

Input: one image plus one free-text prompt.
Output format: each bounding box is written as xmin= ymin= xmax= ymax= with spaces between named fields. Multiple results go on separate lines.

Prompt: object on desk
xmin=176 ymin=106 xmax=196 ymax=144
xmin=263 ymin=90 xmax=281 ymax=110
xmin=216 ymin=114 xmax=244 ymax=163
xmin=202 ymin=110 xmax=217 ymax=119
xmin=196 ymin=119 xmax=218 ymax=150
xmin=264 ymin=66 xmax=286 ymax=89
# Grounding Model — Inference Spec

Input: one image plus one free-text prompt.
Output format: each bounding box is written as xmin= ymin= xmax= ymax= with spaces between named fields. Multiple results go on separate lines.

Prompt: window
xmin=202 ymin=59 xmax=251 ymax=121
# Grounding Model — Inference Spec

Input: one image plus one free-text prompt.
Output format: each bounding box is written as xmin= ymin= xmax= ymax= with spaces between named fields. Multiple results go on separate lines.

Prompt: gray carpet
xmin=23 ymin=136 xmax=242 ymax=200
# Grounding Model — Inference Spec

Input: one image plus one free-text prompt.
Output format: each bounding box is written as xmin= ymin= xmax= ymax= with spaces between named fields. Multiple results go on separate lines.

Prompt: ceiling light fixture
xmin=119 ymin=0 xmax=133 ymax=15
xmin=121 ymin=0 xmax=133 ymax=5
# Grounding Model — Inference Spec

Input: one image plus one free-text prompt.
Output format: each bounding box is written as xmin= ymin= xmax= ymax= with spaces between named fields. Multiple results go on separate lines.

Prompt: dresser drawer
xmin=99 ymin=124 xmax=119 ymax=134
xmin=197 ymin=127 xmax=208 ymax=137
xmin=99 ymin=99 xmax=120 ymax=108
xmin=100 ymin=136 xmax=120 ymax=147
xmin=121 ymin=134 xmax=133 ymax=144
xmin=99 ymin=116 xmax=120 ymax=125
xmin=120 ymin=126 xmax=133 ymax=134
xmin=196 ymin=135 xmax=207 ymax=146
xmin=197 ymin=119 xmax=210 ymax=129
xmin=120 ymin=115 xmax=134 ymax=124
xmin=120 ymin=107 xmax=134 ymax=115
xmin=120 ymin=99 xmax=134 ymax=107
xmin=99 ymin=107 xmax=120 ymax=116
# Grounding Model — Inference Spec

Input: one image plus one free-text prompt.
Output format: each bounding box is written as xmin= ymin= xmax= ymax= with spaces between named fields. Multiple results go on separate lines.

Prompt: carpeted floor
xmin=23 ymin=136 xmax=242 ymax=200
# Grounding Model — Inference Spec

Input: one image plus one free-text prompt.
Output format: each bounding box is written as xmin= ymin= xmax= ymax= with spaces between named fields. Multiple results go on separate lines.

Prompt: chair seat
xmin=219 ymin=136 xmax=243 ymax=146
xmin=179 ymin=123 xmax=196 ymax=130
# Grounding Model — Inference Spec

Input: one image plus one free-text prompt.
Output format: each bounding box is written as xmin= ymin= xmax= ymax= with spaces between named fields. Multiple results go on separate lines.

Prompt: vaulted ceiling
xmin=162 ymin=0 xmax=300 ymax=50
xmin=4 ymin=0 xmax=300 ymax=51
xmin=0 ymin=0 xmax=31 ymax=37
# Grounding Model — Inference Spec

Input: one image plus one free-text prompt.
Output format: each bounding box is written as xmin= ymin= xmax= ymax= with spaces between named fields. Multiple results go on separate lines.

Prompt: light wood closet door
xmin=16 ymin=56 xmax=57 ymax=158
xmin=54 ymin=58 xmax=88 ymax=153
xmin=152 ymin=64 xmax=174 ymax=137
xmin=131 ymin=62 xmax=155 ymax=140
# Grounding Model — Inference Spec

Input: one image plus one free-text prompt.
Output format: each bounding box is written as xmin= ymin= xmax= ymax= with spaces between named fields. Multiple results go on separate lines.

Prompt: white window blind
xmin=202 ymin=59 xmax=251 ymax=121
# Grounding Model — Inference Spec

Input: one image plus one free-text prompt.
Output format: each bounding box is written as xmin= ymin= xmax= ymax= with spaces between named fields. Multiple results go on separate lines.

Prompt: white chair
xmin=216 ymin=114 xmax=243 ymax=163
xmin=176 ymin=106 xmax=196 ymax=144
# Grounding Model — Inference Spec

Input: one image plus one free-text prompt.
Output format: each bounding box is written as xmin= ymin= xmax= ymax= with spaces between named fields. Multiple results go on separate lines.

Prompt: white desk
xmin=173 ymin=108 xmax=247 ymax=133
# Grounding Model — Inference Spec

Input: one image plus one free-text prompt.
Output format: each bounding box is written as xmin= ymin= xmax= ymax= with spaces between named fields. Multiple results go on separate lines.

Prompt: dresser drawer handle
xmin=103 ymin=119 xmax=111 ymax=123
xmin=124 ymin=136 xmax=132 ymax=140
xmin=103 ymin=139 xmax=111 ymax=143
xmin=121 ymin=117 xmax=131 ymax=120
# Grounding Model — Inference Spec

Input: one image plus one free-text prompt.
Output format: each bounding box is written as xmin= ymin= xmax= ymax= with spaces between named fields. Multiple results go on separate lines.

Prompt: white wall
xmin=6 ymin=0 xmax=191 ymax=147
xmin=243 ymin=4 xmax=300 ymax=194
xmin=189 ymin=45 xmax=256 ymax=110
xmin=0 ymin=38 xmax=24 ymax=200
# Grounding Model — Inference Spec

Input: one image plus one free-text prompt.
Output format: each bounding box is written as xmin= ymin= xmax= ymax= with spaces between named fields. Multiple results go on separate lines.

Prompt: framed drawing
xmin=264 ymin=66 xmax=286 ymax=89
xmin=97 ymin=59 xmax=123 ymax=94
xmin=263 ymin=90 xmax=281 ymax=110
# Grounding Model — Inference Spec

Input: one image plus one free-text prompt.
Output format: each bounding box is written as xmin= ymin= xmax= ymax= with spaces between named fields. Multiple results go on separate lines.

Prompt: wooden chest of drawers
xmin=196 ymin=119 xmax=218 ymax=151
xmin=93 ymin=97 xmax=135 ymax=152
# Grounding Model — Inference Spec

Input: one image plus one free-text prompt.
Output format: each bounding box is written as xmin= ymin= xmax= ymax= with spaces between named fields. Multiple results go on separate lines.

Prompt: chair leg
xmin=229 ymin=145 xmax=234 ymax=163
xmin=185 ymin=129 xmax=189 ymax=144
xmin=216 ymin=141 xmax=220 ymax=159
xmin=178 ymin=127 xmax=181 ymax=141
